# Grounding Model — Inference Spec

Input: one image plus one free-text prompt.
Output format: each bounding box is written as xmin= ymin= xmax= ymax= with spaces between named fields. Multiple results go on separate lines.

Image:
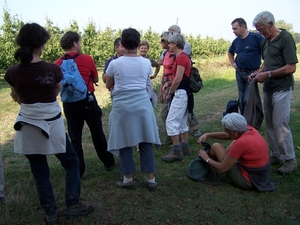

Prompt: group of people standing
xmin=1 ymin=9 xmax=298 ymax=224
xmin=226 ymin=11 xmax=298 ymax=176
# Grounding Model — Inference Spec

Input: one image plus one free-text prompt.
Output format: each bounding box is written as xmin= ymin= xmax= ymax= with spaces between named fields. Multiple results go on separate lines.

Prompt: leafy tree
xmin=140 ymin=27 xmax=161 ymax=61
xmin=42 ymin=18 xmax=64 ymax=63
xmin=97 ymin=27 xmax=122 ymax=67
xmin=294 ymin=33 xmax=300 ymax=44
xmin=0 ymin=8 xmax=23 ymax=70
xmin=276 ymin=20 xmax=293 ymax=31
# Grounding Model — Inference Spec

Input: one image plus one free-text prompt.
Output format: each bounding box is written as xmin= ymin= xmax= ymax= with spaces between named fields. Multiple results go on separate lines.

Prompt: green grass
xmin=1 ymin=58 xmax=300 ymax=224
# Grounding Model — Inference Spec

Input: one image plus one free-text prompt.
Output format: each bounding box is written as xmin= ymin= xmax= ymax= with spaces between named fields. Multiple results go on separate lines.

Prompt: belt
xmin=238 ymin=68 xmax=257 ymax=73
xmin=18 ymin=112 xmax=62 ymax=121
xmin=44 ymin=112 xmax=62 ymax=121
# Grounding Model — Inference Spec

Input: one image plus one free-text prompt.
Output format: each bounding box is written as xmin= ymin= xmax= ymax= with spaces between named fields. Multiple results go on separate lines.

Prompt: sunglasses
xmin=161 ymin=39 xmax=167 ymax=43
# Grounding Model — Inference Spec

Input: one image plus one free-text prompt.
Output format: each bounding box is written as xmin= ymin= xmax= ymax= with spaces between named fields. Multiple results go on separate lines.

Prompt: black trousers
xmin=63 ymin=93 xmax=115 ymax=177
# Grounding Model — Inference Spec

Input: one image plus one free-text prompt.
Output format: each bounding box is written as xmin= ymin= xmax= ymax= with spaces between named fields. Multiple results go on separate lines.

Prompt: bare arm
xmin=105 ymin=75 xmax=114 ymax=90
xmin=168 ymin=65 xmax=184 ymax=94
xmin=92 ymin=75 xmax=99 ymax=83
xmin=200 ymin=151 xmax=238 ymax=172
xmin=150 ymin=64 xmax=161 ymax=79
xmin=197 ymin=132 xmax=231 ymax=144
xmin=250 ymin=63 xmax=296 ymax=83
xmin=227 ymin=52 xmax=237 ymax=69
xmin=10 ymin=86 xmax=21 ymax=104
xmin=102 ymin=73 xmax=107 ymax=83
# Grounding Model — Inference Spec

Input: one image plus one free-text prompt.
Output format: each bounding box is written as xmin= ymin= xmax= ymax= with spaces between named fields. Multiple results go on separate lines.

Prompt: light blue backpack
xmin=60 ymin=54 xmax=87 ymax=102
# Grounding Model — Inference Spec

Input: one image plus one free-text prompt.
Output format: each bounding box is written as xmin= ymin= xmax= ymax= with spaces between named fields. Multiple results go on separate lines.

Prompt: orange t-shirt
xmin=228 ymin=126 xmax=269 ymax=181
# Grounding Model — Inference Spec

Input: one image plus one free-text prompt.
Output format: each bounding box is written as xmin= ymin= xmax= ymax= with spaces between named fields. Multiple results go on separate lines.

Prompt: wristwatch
xmin=268 ymin=71 xmax=272 ymax=78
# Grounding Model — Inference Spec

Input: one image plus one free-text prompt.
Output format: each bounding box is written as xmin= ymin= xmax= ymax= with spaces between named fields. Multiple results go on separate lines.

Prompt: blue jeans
xmin=235 ymin=69 xmax=252 ymax=115
xmin=63 ymin=94 xmax=115 ymax=177
xmin=26 ymin=134 xmax=80 ymax=216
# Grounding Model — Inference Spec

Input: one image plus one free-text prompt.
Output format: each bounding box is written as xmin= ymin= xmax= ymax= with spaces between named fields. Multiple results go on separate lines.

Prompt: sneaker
xmin=181 ymin=144 xmax=191 ymax=156
xmin=277 ymin=158 xmax=297 ymax=175
xmin=66 ymin=202 xmax=94 ymax=219
xmin=116 ymin=181 xmax=135 ymax=189
xmin=45 ymin=214 xmax=57 ymax=225
xmin=162 ymin=147 xmax=183 ymax=162
xmin=162 ymin=136 xmax=172 ymax=145
xmin=269 ymin=156 xmax=281 ymax=165
xmin=147 ymin=182 xmax=158 ymax=191
xmin=193 ymin=129 xmax=202 ymax=138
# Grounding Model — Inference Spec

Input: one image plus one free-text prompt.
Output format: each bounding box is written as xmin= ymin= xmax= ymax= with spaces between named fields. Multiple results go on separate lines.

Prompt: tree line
xmin=0 ymin=8 xmax=299 ymax=73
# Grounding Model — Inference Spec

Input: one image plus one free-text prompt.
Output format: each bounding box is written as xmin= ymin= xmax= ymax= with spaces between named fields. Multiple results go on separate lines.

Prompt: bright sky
xmin=1 ymin=0 xmax=299 ymax=41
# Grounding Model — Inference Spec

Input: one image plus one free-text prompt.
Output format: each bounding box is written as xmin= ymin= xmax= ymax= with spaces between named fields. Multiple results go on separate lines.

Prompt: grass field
xmin=0 ymin=56 xmax=300 ymax=225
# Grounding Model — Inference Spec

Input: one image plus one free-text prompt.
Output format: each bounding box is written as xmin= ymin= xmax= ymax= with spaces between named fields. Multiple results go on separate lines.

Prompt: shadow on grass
xmin=1 ymin=76 xmax=300 ymax=224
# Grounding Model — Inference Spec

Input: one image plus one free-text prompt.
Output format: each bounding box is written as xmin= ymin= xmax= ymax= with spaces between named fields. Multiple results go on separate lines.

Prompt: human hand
xmin=162 ymin=82 xmax=169 ymax=91
xmin=198 ymin=149 xmax=209 ymax=161
xmin=249 ymin=72 xmax=268 ymax=83
xmin=164 ymin=92 xmax=172 ymax=103
xmin=109 ymin=85 xmax=114 ymax=91
xmin=197 ymin=134 xmax=207 ymax=145
xmin=232 ymin=63 xmax=237 ymax=69
xmin=248 ymin=73 xmax=257 ymax=82
xmin=150 ymin=73 xmax=158 ymax=79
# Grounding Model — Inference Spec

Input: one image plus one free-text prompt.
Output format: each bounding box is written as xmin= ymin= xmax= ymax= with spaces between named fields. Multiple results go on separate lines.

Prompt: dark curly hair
xmin=60 ymin=31 xmax=81 ymax=50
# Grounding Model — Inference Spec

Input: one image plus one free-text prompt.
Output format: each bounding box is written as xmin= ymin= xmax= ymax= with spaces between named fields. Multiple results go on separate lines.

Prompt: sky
xmin=1 ymin=0 xmax=299 ymax=41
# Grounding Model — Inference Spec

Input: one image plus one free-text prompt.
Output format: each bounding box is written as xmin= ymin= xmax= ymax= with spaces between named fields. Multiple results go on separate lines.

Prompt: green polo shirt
xmin=261 ymin=29 xmax=298 ymax=93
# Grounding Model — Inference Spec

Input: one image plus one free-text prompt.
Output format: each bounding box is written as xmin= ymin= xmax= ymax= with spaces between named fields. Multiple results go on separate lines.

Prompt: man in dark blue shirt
xmin=228 ymin=18 xmax=264 ymax=115
xmin=102 ymin=37 xmax=124 ymax=84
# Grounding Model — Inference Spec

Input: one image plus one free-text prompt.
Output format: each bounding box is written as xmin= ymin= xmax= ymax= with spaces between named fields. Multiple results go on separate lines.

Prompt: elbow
xmin=287 ymin=64 xmax=297 ymax=74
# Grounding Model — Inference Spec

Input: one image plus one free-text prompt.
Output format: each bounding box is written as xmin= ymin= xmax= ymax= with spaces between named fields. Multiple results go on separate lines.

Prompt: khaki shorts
xmin=225 ymin=163 xmax=253 ymax=190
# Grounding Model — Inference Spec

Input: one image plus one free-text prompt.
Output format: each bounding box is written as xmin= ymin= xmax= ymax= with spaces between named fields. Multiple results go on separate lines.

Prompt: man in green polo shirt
xmin=249 ymin=11 xmax=298 ymax=175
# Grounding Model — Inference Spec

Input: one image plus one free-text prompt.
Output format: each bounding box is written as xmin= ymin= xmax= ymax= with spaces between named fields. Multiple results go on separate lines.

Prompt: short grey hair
xmin=168 ymin=33 xmax=185 ymax=49
xmin=221 ymin=113 xmax=247 ymax=133
xmin=160 ymin=31 xmax=172 ymax=43
xmin=253 ymin=11 xmax=275 ymax=26
xmin=168 ymin=25 xmax=181 ymax=33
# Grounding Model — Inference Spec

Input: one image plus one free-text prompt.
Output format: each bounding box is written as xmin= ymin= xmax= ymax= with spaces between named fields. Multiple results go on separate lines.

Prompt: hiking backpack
xmin=223 ymin=100 xmax=239 ymax=116
xmin=187 ymin=142 xmax=211 ymax=182
xmin=60 ymin=54 xmax=87 ymax=103
xmin=189 ymin=61 xmax=203 ymax=93
xmin=163 ymin=51 xmax=203 ymax=93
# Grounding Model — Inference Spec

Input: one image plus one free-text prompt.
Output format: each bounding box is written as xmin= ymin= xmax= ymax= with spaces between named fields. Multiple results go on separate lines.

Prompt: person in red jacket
xmin=54 ymin=31 xmax=115 ymax=178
